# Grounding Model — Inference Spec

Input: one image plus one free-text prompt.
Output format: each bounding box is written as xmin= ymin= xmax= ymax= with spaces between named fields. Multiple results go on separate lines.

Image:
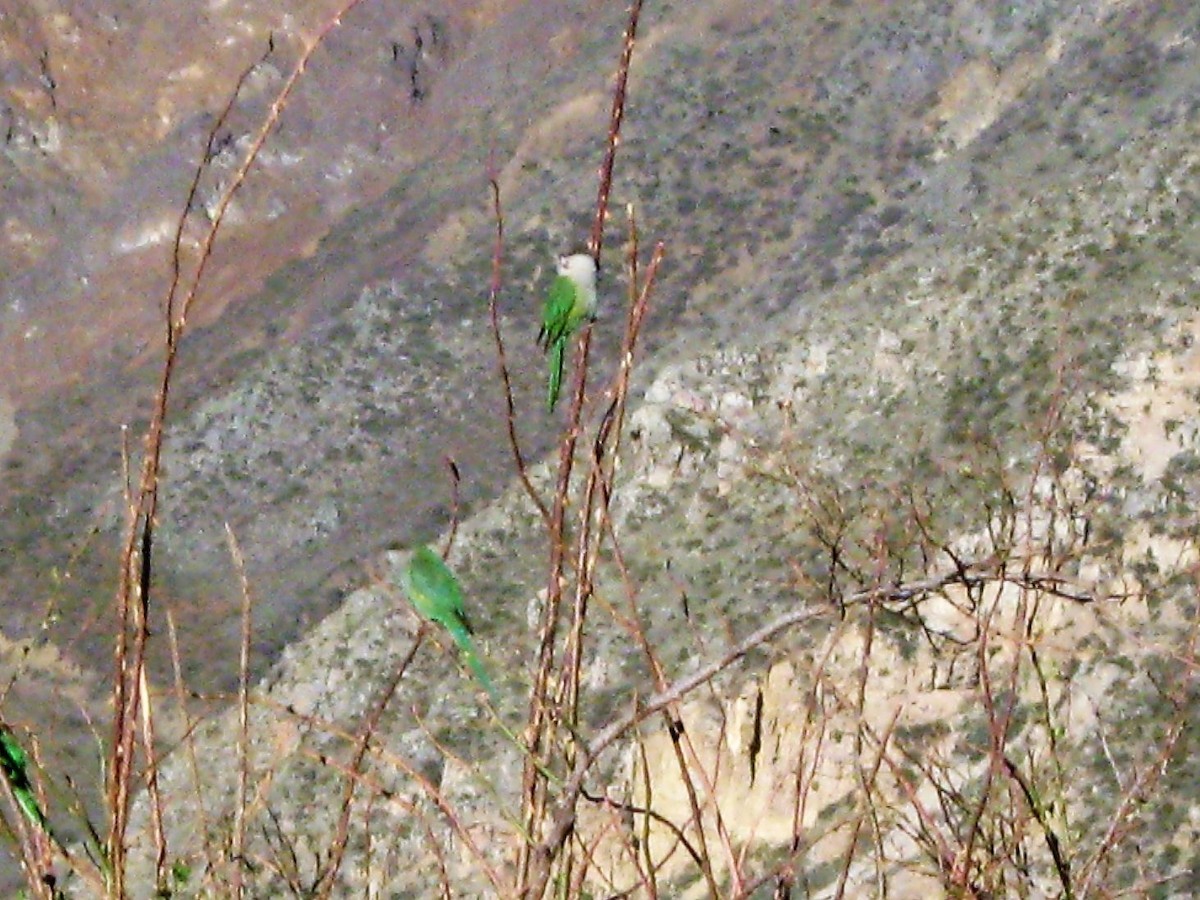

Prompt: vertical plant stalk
xmin=552 ymin=235 xmax=664 ymax=891
xmin=483 ymin=170 xmax=551 ymax=525
xmin=313 ymin=633 xmax=424 ymax=898
xmin=224 ymin=524 xmax=253 ymax=900
xmin=574 ymin=223 xmax=733 ymax=897
xmin=441 ymin=456 xmax=465 ymax=556
xmin=518 ymin=2 xmax=646 ymax=893
xmin=560 ymin=210 xmax=654 ymax=722
xmin=551 ymin=223 xmax=671 ymax=893
xmin=0 ymin=732 xmax=53 ymax=900
xmin=583 ymin=218 xmax=727 ymax=894
xmin=164 ymin=609 xmax=218 ymax=885
xmin=105 ymin=2 xmax=374 ymax=892
xmin=136 ymin=662 xmax=167 ymax=891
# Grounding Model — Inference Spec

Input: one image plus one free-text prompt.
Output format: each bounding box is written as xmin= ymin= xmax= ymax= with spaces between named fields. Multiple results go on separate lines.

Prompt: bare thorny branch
xmin=517 ymin=2 xmax=647 ymax=895
xmin=16 ymin=0 xmax=1188 ymax=895
xmin=106 ymin=1 xmax=376 ymax=893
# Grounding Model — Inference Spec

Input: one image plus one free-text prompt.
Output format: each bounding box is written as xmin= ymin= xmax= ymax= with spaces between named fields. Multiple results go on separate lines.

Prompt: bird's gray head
xmin=556 ymin=252 xmax=598 ymax=282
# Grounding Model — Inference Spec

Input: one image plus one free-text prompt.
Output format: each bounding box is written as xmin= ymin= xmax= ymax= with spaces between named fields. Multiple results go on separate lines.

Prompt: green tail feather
xmin=11 ymin=784 xmax=45 ymax=831
xmin=464 ymin=649 xmax=498 ymax=703
xmin=446 ymin=622 xmax=498 ymax=703
xmin=547 ymin=339 xmax=566 ymax=413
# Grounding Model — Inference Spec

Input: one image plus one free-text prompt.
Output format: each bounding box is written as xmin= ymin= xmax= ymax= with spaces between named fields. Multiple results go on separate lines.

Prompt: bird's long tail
xmin=547 ymin=338 xmax=566 ymax=413
xmin=464 ymin=649 xmax=498 ymax=704
xmin=447 ymin=623 xmax=498 ymax=703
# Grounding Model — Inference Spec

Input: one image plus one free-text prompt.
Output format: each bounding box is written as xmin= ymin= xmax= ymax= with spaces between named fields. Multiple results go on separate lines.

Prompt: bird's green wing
xmin=0 ymin=727 xmax=46 ymax=830
xmin=402 ymin=545 xmax=465 ymax=625
xmin=402 ymin=546 xmax=497 ymax=702
xmin=538 ymin=274 xmax=578 ymax=350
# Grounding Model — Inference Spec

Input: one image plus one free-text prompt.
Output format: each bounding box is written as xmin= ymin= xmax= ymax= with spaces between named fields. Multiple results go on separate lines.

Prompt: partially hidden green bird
xmin=538 ymin=251 xmax=599 ymax=413
xmin=0 ymin=725 xmax=47 ymax=833
xmin=402 ymin=545 xmax=498 ymax=703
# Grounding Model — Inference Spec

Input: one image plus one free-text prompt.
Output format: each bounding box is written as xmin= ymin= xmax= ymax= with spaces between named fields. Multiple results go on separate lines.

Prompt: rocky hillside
xmin=3 ymin=0 xmax=1199 ymax=895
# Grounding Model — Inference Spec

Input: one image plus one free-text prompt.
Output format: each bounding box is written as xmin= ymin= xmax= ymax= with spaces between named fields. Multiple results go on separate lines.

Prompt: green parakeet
xmin=402 ymin=545 xmax=497 ymax=702
xmin=0 ymin=726 xmax=46 ymax=832
xmin=538 ymin=251 xmax=599 ymax=412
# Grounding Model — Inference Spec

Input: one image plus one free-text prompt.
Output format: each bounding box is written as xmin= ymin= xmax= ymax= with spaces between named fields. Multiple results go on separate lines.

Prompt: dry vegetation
xmin=1 ymin=2 xmax=1196 ymax=898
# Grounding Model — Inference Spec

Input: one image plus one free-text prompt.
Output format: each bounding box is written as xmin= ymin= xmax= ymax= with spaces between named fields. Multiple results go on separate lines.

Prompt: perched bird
xmin=0 ymin=725 xmax=46 ymax=832
xmin=401 ymin=545 xmax=497 ymax=702
xmin=538 ymin=251 xmax=599 ymax=412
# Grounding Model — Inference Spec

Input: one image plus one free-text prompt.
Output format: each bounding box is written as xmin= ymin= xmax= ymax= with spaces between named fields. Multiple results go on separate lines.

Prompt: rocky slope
xmin=3 ymin=0 xmax=1199 ymax=895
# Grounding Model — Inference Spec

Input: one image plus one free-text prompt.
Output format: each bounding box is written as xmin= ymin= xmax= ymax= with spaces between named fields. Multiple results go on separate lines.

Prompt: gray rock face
xmin=4 ymin=0 xmax=1200 ymax=895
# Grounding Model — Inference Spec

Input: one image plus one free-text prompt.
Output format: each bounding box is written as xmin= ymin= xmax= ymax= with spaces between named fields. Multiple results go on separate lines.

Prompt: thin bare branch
xmin=314 ymin=633 xmax=424 ymax=898
xmin=484 ymin=169 xmax=551 ymax=526
xmin=224 ymin=524 xmax=254 ymax=900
